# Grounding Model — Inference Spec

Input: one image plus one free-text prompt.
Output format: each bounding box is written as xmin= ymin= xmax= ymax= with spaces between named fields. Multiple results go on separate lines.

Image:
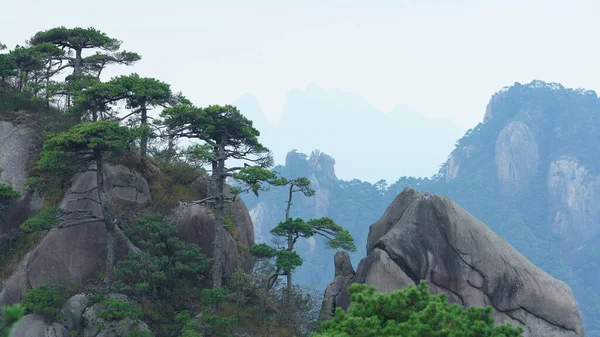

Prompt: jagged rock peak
xmin=333 ymin=251 xmax=354 ymax=278
xmin=283 ymin=149 xmax=338 ymax=182
xmin=327 ymin=187 xmax=584 ymax=337
xmin=309 ymin=149 xmax=337 ymax=181
xmin=319 ymin=251 xmax=356 ymax=321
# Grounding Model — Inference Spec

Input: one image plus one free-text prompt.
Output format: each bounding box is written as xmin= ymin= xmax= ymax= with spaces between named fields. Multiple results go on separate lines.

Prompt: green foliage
xmin=111 ymin=73 xmax=172 ymax=111
xmin=87 ymin=293 xmax=107 ymax=306
xmin=201 ymin=287 xmax=230 ymax=306
xmin=30 ymin=26 xmax=121 ymax=52
xmin=265 ymin=216 xmax=356 ymax=271
xmin=315 ymin=281 xmax=523 ymax=337
xmin=29 ymin=26 xmax=140 ymax=82
xmin=183 ymin=143 xmax=215 ymax=167
xmin=0 ymin=304 xmax=24 ymax=337
xmin=98 ymin=298 xmax=142 ymax=321
xmin=233 ymin=166 xmax=281 ymax=196
xmin=20 ymin=207 xmax=60 ymax=232
xmin=21 ymin=285 xmax=66 ymax=321
xmin=161 ymin=104 xmax=268 ymax=155
xmin=0 ymin=184 xmax=18 ymax=200
xmin=114 ymin=215 xmax=209 ymax=299
xmin=41 ymin=120 xmax=136 ymax=156
xmin=275 ymin=250 xmax=303 ymax=273
xmin=113 ymin=215 xmax=209 ymax=336
xmin=36 ymin=121 xmax=137 ymax=182
xmin=249 ymin=243 xmax=278 ymax=258
xmin=71 ymin=80 xmax=130 ymax=119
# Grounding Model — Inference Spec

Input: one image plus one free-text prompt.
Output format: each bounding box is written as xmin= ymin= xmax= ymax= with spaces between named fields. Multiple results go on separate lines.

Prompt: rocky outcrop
xmin=0 ymin=121 xmax=43 ymax=248
xmin=494 ymin=121 xmax=539 ymax=194
xmin=9 ymin=314 xmax=69 ymax=337
xmin=60 ymin=294 xmax=88 ymax=331
xmin=325 ymin=188 xmax=583 ymax=337
xmin=10 ymin=293 xmax=151 ymax=337
xmin=82 ymin=294 xmax=150 ymax=337
xmin=0 ymin=158 xmax=257 ymax=304
xmin=171 ymin=203 xmax=247 ymax=285
xmin=0 ymin=164 xmax=151 ymax=305
xmin=547 ymin=156 xmax=600 ymax=242
xmin=319 ymin=251 xmax=355 ymax=321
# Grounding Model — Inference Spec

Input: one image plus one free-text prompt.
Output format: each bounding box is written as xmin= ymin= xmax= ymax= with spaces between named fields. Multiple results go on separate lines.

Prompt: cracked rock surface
xmin=324 ymin=188 xmax=583 ymax=337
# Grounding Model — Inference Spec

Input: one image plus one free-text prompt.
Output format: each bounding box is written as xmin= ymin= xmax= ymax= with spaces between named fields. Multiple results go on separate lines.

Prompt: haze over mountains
xmin=234 ymin=83 xmax=465 ymax=183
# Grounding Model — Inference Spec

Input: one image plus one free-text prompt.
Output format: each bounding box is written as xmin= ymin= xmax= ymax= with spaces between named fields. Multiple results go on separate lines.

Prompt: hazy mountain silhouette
xmin=234 ymin=83 xmax=464 ymax=182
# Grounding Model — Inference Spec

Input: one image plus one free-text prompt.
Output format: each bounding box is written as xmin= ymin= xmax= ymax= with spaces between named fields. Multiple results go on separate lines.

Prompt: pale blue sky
xmin=2 ymin=0 xmax=599 ymax=129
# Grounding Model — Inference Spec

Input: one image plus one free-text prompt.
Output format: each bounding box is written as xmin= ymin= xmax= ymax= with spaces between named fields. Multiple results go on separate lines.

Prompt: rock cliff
xmin=321 ymin=188 xmax=584 ymax=337
xmin=0 ymin=121 xmax=255 ymax=306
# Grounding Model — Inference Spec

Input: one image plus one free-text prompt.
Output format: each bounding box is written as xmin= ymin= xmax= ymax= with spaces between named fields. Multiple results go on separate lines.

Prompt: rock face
xmin=0 ymin=164 xmax=150 ymax=305
xmin=494 ymin=121 xmax=539 ymax=194
xmin=171 ymin=201 xmax=252 ymax=285
xmin=323 ymin=188 xmax=584 ymax=337
xmin=0 ymin=159 xmax=256 ymax=304
xmin=547 ymin=156 xmax=600 ymax=242
xmin=10 ymin=314 xmax=69 ymax=337
xmin=0 ymin=121 xmax=43 ymax=248
xmin=319 ymin=251 xmax=355 ymax=321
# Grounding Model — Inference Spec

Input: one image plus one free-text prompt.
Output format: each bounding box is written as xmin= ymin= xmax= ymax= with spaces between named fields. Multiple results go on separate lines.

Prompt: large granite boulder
xmin=322 ymin=188 xmax=584 ymax=337
xmin=0 ymin=164 xmax=150 ymax=305
xmin=171 ymin=201 xmax=252 ymax=286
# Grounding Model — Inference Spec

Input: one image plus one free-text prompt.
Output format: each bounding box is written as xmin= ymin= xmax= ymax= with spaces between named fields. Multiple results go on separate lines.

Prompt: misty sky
xmin=1 ymin=0 xmax=599 ymax=179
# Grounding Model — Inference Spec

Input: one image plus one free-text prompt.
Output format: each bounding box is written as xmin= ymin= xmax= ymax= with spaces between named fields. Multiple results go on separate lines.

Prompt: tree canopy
xmin=315 ymin=281 xmax=523 ymax=337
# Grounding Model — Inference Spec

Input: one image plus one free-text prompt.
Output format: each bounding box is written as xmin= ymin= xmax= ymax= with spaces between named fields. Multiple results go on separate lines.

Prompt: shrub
xmin=20 ymin=207 xmax=60 ymax=232
xmin=314 ymin=280 xmax=523 ymax=337
xmin=21 ymin=285 xmax=66 ymax=321
xmin=98 ymin=298 xmax=142 ymax=322
xmin=86 ymin=293 xmax=106 ymax=306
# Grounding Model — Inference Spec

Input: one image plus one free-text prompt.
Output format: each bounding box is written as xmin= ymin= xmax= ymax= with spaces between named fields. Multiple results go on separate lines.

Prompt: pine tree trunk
xmin=211 ymin=142 xmax=227 ymax=288
xmin=74 ymin=49 xmax=83 ymax=77
xmin=139 ymin=106 xmax=148 ymax=173
xmin=286 ymin=184 xmax=294 ymax=293
xmin=95 ymin=149 xmax=116 ymax=286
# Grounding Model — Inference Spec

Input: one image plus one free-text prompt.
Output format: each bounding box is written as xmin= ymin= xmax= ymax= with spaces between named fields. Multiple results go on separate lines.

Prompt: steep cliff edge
xmin=321 ymin=188 xmax=584 ymax=337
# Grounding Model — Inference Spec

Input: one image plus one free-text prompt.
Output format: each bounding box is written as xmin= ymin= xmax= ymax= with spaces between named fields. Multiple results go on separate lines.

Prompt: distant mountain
xmin=234 ymin=83 xmax=465 ymax=182
xmin=241 ymin=80 xmax=600 ymax=336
